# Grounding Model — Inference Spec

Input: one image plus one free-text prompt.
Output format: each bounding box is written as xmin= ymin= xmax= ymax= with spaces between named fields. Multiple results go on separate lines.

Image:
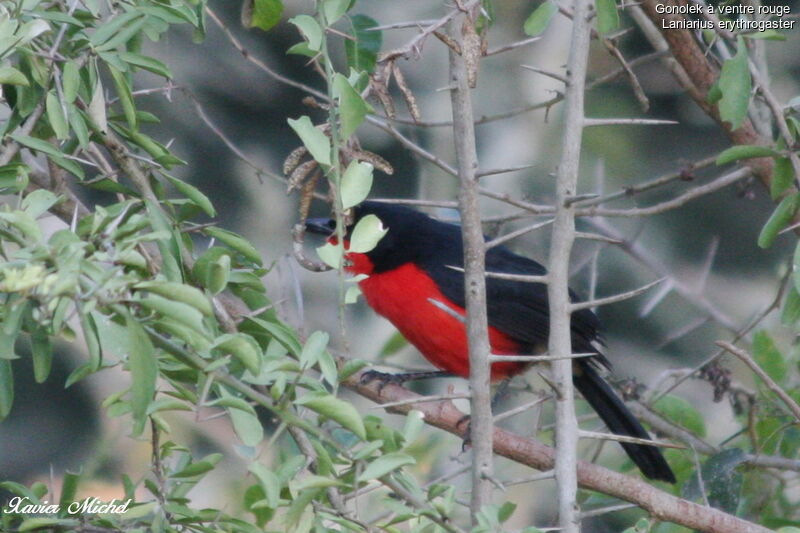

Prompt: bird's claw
xmin=457 ymin=414 xmax=471 ymax=451
xmin=360 ymin=370 xmax=406 ymax=392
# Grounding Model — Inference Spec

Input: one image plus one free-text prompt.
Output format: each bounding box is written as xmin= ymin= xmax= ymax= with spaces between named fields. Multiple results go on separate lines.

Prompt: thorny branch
xmin=447 ymin=6 xmax=495 ymax=520
xmin=547 ymin=0 xmax=593 ymax=528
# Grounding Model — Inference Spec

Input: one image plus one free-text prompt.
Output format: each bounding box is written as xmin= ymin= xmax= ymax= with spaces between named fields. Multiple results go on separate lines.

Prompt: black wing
xmin=423 ymin=241 xmax=608 ymax=368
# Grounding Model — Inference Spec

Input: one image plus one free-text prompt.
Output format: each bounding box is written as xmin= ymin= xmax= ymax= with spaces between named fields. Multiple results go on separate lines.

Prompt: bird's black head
xmin=305 ymin=201 xmax=462 ymax=273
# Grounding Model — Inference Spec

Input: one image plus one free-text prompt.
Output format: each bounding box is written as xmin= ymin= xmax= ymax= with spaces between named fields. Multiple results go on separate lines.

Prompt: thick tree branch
xmin=345 ymin=374 xmax=771 ymax=533
xmin=547 ymin=0 xmax=592 ymax=528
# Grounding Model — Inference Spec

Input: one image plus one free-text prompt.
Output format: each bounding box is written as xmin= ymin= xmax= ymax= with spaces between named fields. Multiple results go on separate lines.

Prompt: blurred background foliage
xmin=1 ymin=0 xmax=800 ymax=532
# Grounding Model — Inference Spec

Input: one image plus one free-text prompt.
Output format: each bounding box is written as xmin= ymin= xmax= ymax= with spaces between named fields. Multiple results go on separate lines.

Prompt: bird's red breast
xmin=344 ymin=249 xmax=526 ymax=380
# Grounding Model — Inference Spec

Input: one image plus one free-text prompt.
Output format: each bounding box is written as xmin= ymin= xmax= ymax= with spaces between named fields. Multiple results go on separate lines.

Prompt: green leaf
xmin=59 ymin=471 xmax=80 ymax=510
xmin=140 ymin=295 xmax=206 ymax=334
xmin=243 ymin=0 xmax=284 ymax=32
xmin=166 ymin=175 xmax=215 ymax=217
xmin=204 ymin=226 xmax=264 ymax=265
xmin=299 ymin=330 xmax=329 ymax=369
xmin=523 ymin=1 xmax=557 ymax=36
xmin=344 ymin=284 xmax=361 ymax=304
xmin=61 ymin=61 xmax=80 ymax=102
xmin=716 ymin=144 xmax=780 ymax=165
xmin=358 ymin=452 xmax=415 ymax=481
xmin=88 ymin=78 xmax=107 ymax=133
xmin=126 ymin=314 xmax=156 ymax=436
xmin=247 ymin=316 xmax=302 ymax=355
xmin=22 ymin=189 xmax=59 ymax=218
xmin=348 ymin=214 xmax=387 ymax=253
xmin=214 ymin=333 xmax=262 ymax=375
xmin=79 ymin=311 xmax=102 ymax=371
xmin=333 ymin=73 xmax=369 ymax=139
xmin=653 ymin=394 xmax=705 ymax=437
xmin=316 ymin=242 xmax=342 ymax=268
xmin=287 ymin=116 xmax=330 ymax=166
xmin=173 ymin=453 xmax=223 ymax=478
xmin=0 ymin=359 xmax=13 ymax=420
xmin=119 ymin=52 xmax=172 ymax=79
xmin=289 ymin=14 xmax=323 ymax=52
xmin=90 ymin=10 xmax=141 ymax=48
xmin=340 ymin=160 xmax=373 ymax=209
xmin=50 ymin=154 xmax=85 ymax=180
xmin=135 ymin=281 xmax=213 ymax=317
xmin=323 ymin=0 xmax=351 ymax=24
xmin=286 ymin=42 xmax=317 ymax=58
xmin=299 ymin=331 xmax=330 ymax=368
xmin=498 ymin=501 xmax=517 ymax=523
xmin=9 ymin=133 xmax=61 ymax=158
xmin=402 ymin=410 xmax=425 ymax=445
xmin=0 ymin=163 xmax=30 ymax=193
xmin=45 ymin=90 xmax=69 ymax=140
xmin=595 ymin=0 xmax=619 ymax=34
xmin=210 ymin=394 xmax=256 ymax=415
xmin=717 ymin=38 xmax=752 ymax=130
xmin=758 ymin=193 xmax=799 ymax=249
xmin=345 ymin=15 xmax=381 ymax=73
xmin=218 ymin=389 xmax=263 ymax=446
xmin=318 ymin=348 xmax=338 ymax=386
xmin=752 ymin=330 xmax=787 ymax=385
xmin=30 ymin=329 xmax=52 ymax=383
xmin=292 ymin=474 xmax=345 ymax=491
xmin=782 ymin=286 xmax=800 ymax=326
xmin=339 ymin=358 xmax=368 ymax=381
xmin=771 ymin=157 xmax=794 ymax=200
xmin=95 ymin=16 xmax=147 ymax=52
xmin=249 ymin=463 xmax=282 ymax=508
xmin=297 ymin=391 xmax=366 ymax=439
xmin=207 ymin=254 xmax=231 ymax=295
xmin=109 ymin=65 xmax=137 ymax=130
xmin=67 ymin=106 xmax=89 ymax=148
xmin=0 ymin=66 xmax=28 ymax=86
xmin=18 ymin=19 xmax=52 ymax=44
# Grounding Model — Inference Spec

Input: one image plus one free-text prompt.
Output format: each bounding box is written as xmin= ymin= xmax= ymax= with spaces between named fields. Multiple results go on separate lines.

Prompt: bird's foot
xmin=359 ymin=370 xmax=451 ymax=393
xmin=456 ymin=414 xmax=471 ymax=451
xmin=359 ymin=370 xmax=411 ymax=393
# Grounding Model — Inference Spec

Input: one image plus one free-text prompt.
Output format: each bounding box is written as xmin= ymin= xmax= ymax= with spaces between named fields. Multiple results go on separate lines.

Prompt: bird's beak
xmin=305 ymin=217 xmax=336 ymax=236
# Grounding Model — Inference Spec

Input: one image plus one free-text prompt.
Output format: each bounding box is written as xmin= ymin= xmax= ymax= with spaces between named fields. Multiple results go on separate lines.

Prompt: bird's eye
xmin=326 ymin=219 xmax=335 ymax=230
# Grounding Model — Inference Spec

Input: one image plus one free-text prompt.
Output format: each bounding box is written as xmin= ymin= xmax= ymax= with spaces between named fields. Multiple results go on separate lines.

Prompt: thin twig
xmin=578 ymin=429 xmax=685 ymax=450
xmin=570 ymin=278 xmax=665 ymax=312
xmin=717 ymin=341 xmax=800 ymax=423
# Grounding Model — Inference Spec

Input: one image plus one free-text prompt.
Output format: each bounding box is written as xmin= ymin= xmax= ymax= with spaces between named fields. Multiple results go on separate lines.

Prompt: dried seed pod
xmin=283 ymin=146 xmax=309 ymax=175
xmin=302 ymin=96 xmax=324 ymax=109
xmin=287 ymin=160 xmax=318 ymax=194
xmin=298 ymin=169 xmax=321 ymax=222
xmin=391 ymin=63 xmax=420 ymax=123
xmin=371 ymin=63 xmax=396 ymax=118
xmin=351 ymin=149 xmax=394 ymax=175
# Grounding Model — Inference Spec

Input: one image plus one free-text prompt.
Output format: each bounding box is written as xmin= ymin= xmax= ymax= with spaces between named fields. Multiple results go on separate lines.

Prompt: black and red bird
xmin=306 ymin=201 xmax=675 ymax=483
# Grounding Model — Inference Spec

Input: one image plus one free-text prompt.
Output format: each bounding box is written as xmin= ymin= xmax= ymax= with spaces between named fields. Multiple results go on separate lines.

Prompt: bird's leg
xmin=491 ymin=378 xmax=511 ymax=411
xmin=359 ymin=370 xmax=453 ymax=392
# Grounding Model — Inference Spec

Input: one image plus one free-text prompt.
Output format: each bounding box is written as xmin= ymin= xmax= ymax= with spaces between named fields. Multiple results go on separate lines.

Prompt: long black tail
xmin=572 ymin=361 xmax=676 ymax=483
